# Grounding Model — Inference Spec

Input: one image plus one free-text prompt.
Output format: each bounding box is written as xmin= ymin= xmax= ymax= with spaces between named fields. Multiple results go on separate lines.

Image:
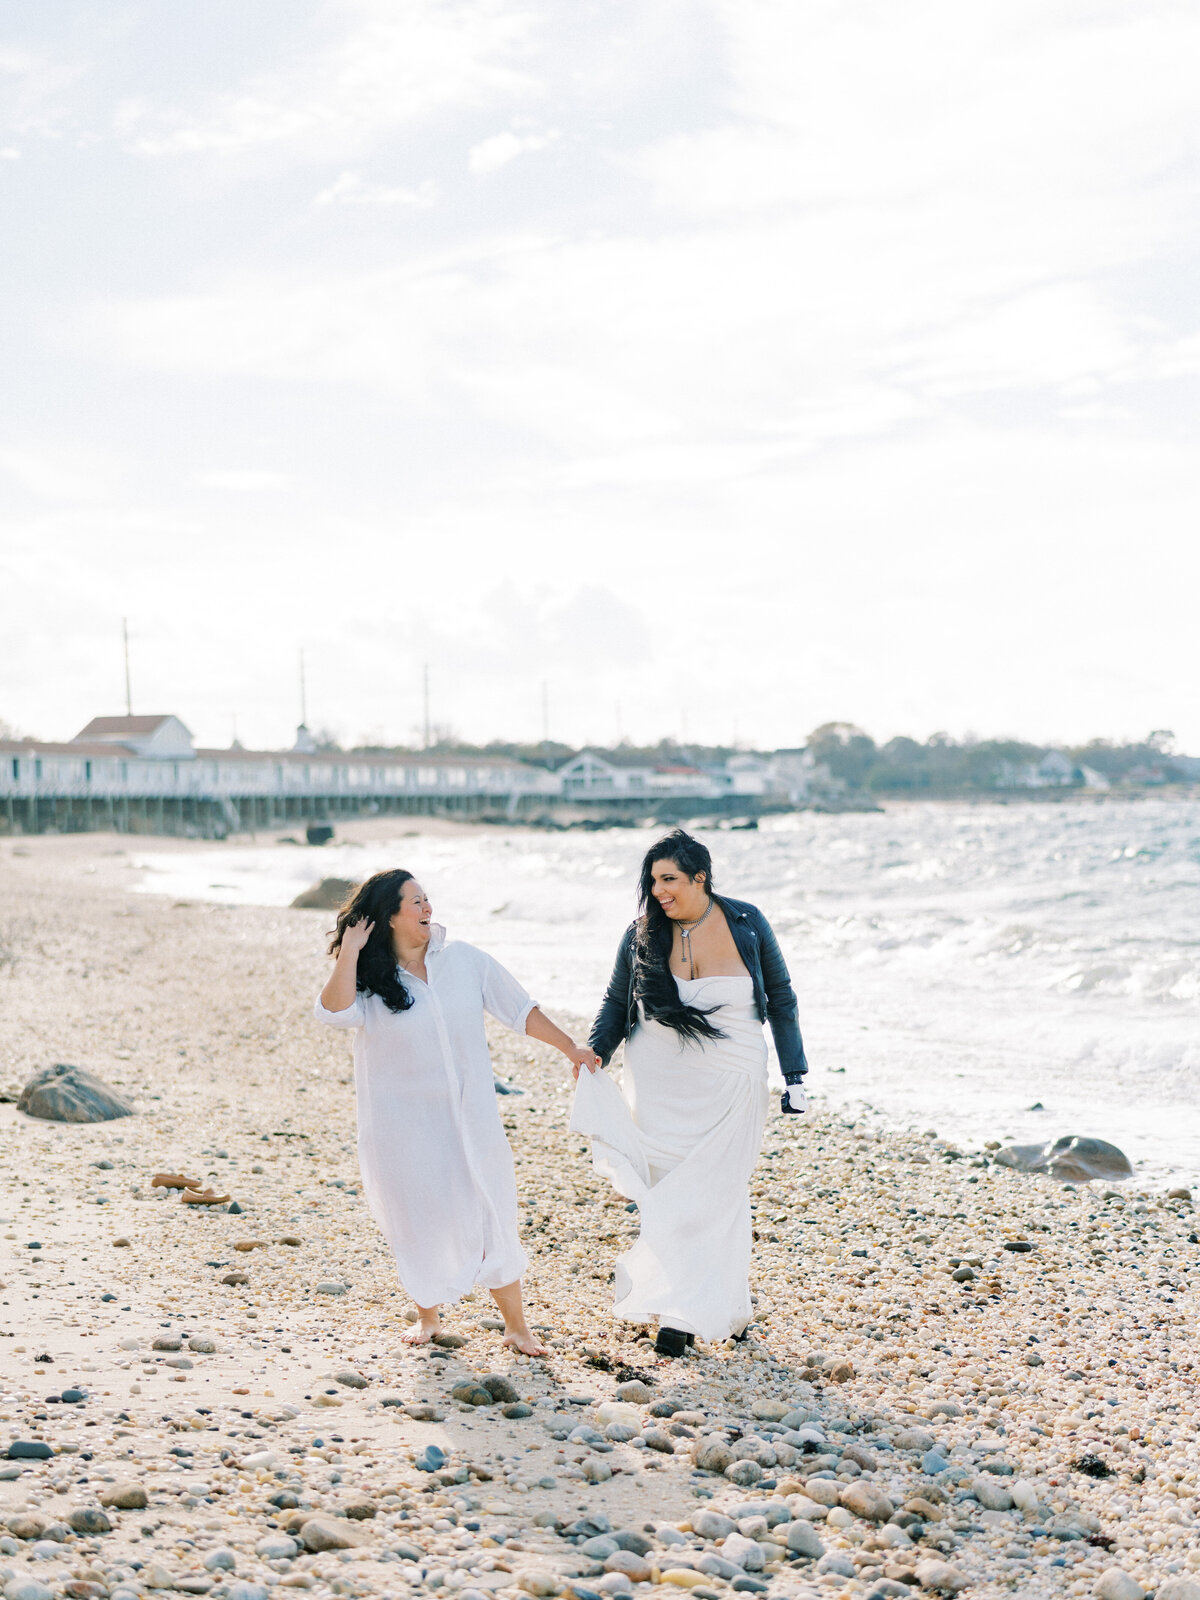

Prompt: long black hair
xmin=327 ymin=868 xmax=417 ymax=1014
xmin=634 ymin=829 xmax=725 ymax=1044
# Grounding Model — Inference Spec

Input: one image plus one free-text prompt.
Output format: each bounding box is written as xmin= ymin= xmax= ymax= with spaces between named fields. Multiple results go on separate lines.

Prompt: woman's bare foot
xmin=502 ymin=1325 xmax=548 ymax=1357
xmin=488 ymin=1279 xmax=546 ymax=1356
xmin=401 ymin=1308 xmax=441 ymax=1346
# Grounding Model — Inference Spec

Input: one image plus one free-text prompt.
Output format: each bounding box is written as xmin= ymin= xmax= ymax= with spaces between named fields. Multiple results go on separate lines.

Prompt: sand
xmin=1 ymin=831 xmax=1198 ymax=1600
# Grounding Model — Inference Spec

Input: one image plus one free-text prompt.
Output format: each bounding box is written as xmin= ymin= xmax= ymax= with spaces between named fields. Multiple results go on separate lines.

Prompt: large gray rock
xmin=18 ymin=1064 xmax=132 ymax=1124
xmin=994 ymin=1135 xmax=1132 ymax=1182
xmin=291 ymin=878 xmax=358 ymax=910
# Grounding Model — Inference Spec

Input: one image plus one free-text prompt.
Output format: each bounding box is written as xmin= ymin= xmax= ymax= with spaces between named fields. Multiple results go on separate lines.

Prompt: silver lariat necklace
xmin=676 ymin=897 xmax=715 ymax=978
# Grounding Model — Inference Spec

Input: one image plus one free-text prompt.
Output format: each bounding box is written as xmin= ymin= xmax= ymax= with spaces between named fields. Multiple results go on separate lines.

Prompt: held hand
xmin=567 ymin=1044 xmax=602 ymax=1082
xmin=339 ymin=918 xmax=374 ymax=958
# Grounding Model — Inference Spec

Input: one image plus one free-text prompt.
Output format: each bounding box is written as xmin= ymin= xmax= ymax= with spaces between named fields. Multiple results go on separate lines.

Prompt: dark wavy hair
xmin=634 ymin=829 xmax=724 ymax=1044
xmin=327 ymin=868 xmax=417 ymax=1014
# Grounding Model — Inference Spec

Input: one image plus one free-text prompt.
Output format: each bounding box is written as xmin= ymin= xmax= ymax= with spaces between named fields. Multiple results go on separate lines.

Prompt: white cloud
xmin=313 ymin=171 xmax=437 ymax=208
xmin=468 ymin=127 xmax=556 ymax=174
xmin=115 ymin=0 xmax=538 ymax=160
xmin=194 ymin=469 xmax=293 ymax=493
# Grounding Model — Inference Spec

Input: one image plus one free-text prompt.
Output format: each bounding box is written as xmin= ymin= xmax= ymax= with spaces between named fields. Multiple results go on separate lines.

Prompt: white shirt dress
xmin=314 ymin=926 xmax=536 ymax=1308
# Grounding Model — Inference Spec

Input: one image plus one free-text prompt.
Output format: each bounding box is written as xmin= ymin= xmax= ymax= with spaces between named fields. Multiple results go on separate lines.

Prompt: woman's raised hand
xmin=340 ymin=918 xmax=374 ymax=957
xmin=567 ymin=1044 xmax=602 ymax=1081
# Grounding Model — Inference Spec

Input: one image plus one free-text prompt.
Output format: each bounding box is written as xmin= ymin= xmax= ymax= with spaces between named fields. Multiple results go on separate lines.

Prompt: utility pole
xmin=541 ymin=680 xmax=549 ymax=745
xmin=299 ymin=648 xmax=308 ymax=727
xmin=423 ymin=663 xmax=431 ymax=750
xmin=122 ymin=618 xmax=132 ymax=716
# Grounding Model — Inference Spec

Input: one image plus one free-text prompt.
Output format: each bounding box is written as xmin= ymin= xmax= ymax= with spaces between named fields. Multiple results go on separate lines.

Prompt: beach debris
xmin=290 ymin=876 xmax=356 ymax=909
xmin=304 ymin=825 xmax=335 ymax=847
xmin=993 ymin=1135 xmax=1133 ymax=1181
xmin=181 ymin=1188 xmax=232 ymax=1206
xmin=17 ymin=1063 xmax=133 ymax=1123
xmin=152 ymin=1173 xmax=201 ymax=1190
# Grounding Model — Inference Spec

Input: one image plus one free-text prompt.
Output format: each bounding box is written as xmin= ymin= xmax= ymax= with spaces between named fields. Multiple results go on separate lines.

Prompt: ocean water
xmin=133 ymin=798 xmax=1200 ymax=1182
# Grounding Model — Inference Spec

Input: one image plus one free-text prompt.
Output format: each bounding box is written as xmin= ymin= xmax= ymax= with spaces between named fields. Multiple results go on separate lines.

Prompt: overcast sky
xmin=2 ymin=0 xmax=1198 ymax=753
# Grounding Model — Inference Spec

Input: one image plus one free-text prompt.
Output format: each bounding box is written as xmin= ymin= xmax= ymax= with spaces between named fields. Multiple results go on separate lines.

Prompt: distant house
xmin=556 ymin=751 xmax=653 ymax=797
xmin=767 ymin=749 xmax=817 ymax=803
xmin=74 ymin=714 xmax=196 ymax=760
xmin=1036 ymin=750 xmax=1077 ymax=785
xmin=723 ymin=754 xmax=774 ymax=797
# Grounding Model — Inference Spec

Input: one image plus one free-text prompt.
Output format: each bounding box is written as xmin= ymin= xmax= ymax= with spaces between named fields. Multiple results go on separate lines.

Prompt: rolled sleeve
xmin=313 ymin=993 xmax=365 ymax=1029
xmin=480 ymin=953 xmax=536 ymax=1034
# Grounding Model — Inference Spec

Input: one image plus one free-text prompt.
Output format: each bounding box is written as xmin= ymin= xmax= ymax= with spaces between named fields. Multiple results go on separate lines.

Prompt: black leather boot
xmin=654 ymin=1326 xmax=689 ymax=1357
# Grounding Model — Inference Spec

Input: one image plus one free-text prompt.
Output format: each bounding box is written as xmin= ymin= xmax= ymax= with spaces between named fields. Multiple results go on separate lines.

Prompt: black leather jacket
xmin=588 ymin=894 xmax=808 ymax=1081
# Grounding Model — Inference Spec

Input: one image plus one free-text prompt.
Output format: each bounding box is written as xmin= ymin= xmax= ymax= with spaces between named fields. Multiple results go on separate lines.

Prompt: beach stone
xmin=59 ymin=1388 xmax=86 ymax=1404
xmin=5 ymin=1515 xmax=47 ymax=1540
xmin=802 ymin=1478 xmax=841 ymax=1507
xmin=222 ymin=1272 xmax=250 ymax=1286
xmin=643 ymin=1429 xmax=676 ymax=1454
xmin=839 ymin=1483 xmax=894 ymax=1523
xmin=204 ymin=1550 xmax=237 ymax=1572
xmin=994 ymin=1135 xmax=1132 ymax=1182
xmin=1156 ymin=1585 xmax=1200 ymax=1600
xmin=452 ymin=1382 xmax=494 ymax=1406
xmin=1166 ymin=1187 xmax=1192 ymax=1202
xmin=255 ymin=1536 xmax=299 ymax=1560
xmin=6 ymin=1442 xmax=52 ymax=1461
xmin=17 ymin=1063 xmax=133 ymax=1123
xmin=5 ymin=1581 xmax=54 ymax=1600
xmin=724 ymin=1460 xmax=762 ymax=1487
xmin=721 ymin=1534 xmax=764 ymax=1571
xmin=504 ymin=1402 xmax=534 ymax=1419
xmin=841 ymin=1443 xmax=877 ymax=1471
xmin=692 ymin=1510 xmax=736 ymax=1540
xmin=660 ymin=1572 xmax=708 ymax=1590
xmin=583 ymin=1459 xmax=613 ymax=1483
xmin=692 ymin=1438 xmax=735 ymax=1474
xmin=188 ymin=1336 xmax=217 ymax=1354
xmin=612 ymin=1531 xmax=653 ymax=1556
xmin=894 ymin=1429 xmax=936 ymax=1452
xmin=152 ymin=1335 xmax=183 ymax=1350
xmin=827 ymin=1359 xmax=855 ymax=1382
xmin=914 ymin=1560 xmax=968 ymax=1593
xmin=67 ymin=1507 xmax=111 ymax=1535
xmin=341 ymin=1497 xmax=376 ymax=1521
xmin=615 ymin=1381 xmax=653 ymax=1404
xmin=334 ymin=1370 xmax=367 ymax=1389
xmin=785 ymin=1521 xmax=824 ymax=1558
xmin=787 ymin=1495 xmax=827 ymax=1521
xmin=300 ymin=1516 xmax=365 ymax=1552
xmin=1095 ymin=1572 xmax=1144 ymax=1600
xmin=98 ymin=1482 xmax=148 ymax=1510
xmin=970 ymin=1477 xmax=1013 ymax=1512
xmin=226 ymin=1585 xmax=268 ymax=1600
xmin=432 ymin=1332 xmax=468 ymax=1348
xmin=750 ymin=1399 xmax=791 ymax=1421
xmin=922 ymin=1451 xmax=951 ymax=1475
xmin=517 ymin=1575 xmax=562 ymax=1596
xmin=291 ymin=878 xmax=358 ymax=911
xmin=817 ymin=1555 xmax=857 ymax=1579
xmin=603 ymin=1553 xmax=651 ymax=1583
xmin=314 ymin=1281 xmax=347 ymax=1296
xmin=414 ymin=1445 xmax=446 ymax=1473
xmin=481 ymin=1373 xmax=521 ymax=1403
xmin=581 ymin=1537 xmax=619 ymax=1560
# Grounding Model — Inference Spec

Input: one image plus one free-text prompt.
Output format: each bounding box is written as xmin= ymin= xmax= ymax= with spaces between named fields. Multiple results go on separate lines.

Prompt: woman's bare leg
xmin=489 ymin=1280 xmax=548 ymax=1356
xmin=401 ymin=1304 xmax=441 ymax=1345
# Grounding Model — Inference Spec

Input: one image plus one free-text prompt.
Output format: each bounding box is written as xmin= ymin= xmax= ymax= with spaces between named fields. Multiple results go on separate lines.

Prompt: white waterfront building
xmin=0 ymin=714 xmax=559 ymax=836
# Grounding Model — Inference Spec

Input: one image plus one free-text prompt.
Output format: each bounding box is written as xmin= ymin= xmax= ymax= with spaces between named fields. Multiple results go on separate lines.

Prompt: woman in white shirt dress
xmin=315 ymin=867 xmax=598 ymax=1353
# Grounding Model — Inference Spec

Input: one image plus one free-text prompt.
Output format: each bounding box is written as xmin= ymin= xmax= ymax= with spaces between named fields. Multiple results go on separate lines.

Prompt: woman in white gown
xmin=315 ymin=868 xmax=598 ymax=1353
xmin=571 ymin=830 xmax=807 ymax=1356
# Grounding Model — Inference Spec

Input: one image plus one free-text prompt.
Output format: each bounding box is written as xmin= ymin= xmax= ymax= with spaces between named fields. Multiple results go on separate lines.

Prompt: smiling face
xmin=650 ymin=858 xmax=709 ymax=921
xmin=389 ymin=878 xmax=432 ymax=950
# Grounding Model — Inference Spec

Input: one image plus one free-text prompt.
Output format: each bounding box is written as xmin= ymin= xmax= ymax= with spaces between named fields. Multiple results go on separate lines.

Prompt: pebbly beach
xmin=1 ymin=831 xmax=1198 ymax=1600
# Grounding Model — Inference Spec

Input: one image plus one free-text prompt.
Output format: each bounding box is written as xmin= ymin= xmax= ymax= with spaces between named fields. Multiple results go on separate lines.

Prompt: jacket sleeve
xmin=588 ymin=925 xmax=635 ymax=1067
xmin=755 ymin=910 xmax=808 ymax=1081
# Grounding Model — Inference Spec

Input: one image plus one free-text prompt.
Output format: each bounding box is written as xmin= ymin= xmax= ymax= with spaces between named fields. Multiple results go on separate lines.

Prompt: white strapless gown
xmin=570 ymin=974 xmax=769 ymax=1342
